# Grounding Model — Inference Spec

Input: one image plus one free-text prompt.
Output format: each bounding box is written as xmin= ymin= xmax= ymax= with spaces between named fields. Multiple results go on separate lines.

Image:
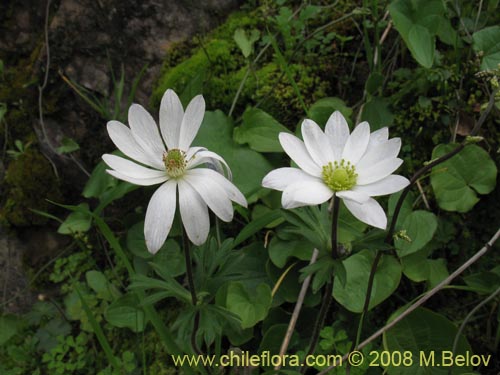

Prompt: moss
xmin=0 ymin=149 xmax=61 ymax=226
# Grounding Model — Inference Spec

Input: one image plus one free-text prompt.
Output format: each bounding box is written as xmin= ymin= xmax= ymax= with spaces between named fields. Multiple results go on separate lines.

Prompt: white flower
xmin=262 ymin=111 xmax=409 ymax=229
xmin=103 ymin=89 xmax=247 ymax=253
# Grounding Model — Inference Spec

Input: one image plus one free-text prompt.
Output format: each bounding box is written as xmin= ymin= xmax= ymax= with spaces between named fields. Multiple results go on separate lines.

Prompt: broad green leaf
xmin=395 ymin=210 xmax=438 ymax=257
xmin=268 ymin=238 xmax=313 ymax=268
xmin=234 ymin=28 xmax=260 ymax=58
xmin=258 ymin=324 xmax=299 ymax=354
xmin=427 ymin=258 xmax=448 ymax=288
xmin=463 ymin=270 xmax=500 ymax=294
xmin=308 ymin=97 xmax=352 ymax=128
xmin=0 ymin=315 xmax=21 ymax=345
xmin=86 ymin=270 xmax=120 ymax=301
xmin=333 ymin=249 xmax=402 ymax=313
xmin=193 ymin=110 xmax=273 ymax=202
xmin=407 ymin=24 xmax=434 ymax=68
xmin=234 ymin=107 xmax=290 ymax=152
xmin=361 ymin=96 xmax=394 ymax=130
xmin=402 ymin=250 xmax=431 ymax=282
xmin=57 ymin=203 xmax=92 ymax=234
xmin=472 ymin=25 xmax=500 ymax=71
xmin=383 ymin=307 xmax=472 ymax=374
xmin=56 ymin=137 xmax=80 ymax=154
xmin=105 ymin=293 xmax=146 ymax=332
xmin=226 ymin=282 xmax=272 ymax=329
xmin=431 ymin=144 xmax=497 ymax=212
xmin=83 ymin=160 xmax=117 ymax=199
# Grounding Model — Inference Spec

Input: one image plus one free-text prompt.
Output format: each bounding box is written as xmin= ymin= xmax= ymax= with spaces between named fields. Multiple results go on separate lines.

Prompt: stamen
xmin=163 ymin=149 xmax=187 ymax=178
xmin=322 ymin=159 xmax=357 ymax=192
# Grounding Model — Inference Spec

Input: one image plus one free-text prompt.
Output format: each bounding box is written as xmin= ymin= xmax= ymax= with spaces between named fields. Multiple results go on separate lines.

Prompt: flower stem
xmin=182 ymin=227 xmax=201 ymax=354
xmin=302 ymin=196 xmax=341 ymax=372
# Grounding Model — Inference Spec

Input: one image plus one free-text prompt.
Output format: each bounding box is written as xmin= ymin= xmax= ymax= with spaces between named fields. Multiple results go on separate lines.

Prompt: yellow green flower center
xmin=163 ymin=149 xmax=186 ymax=178
xmin=322 ymin=159 xmax=357 ymax=192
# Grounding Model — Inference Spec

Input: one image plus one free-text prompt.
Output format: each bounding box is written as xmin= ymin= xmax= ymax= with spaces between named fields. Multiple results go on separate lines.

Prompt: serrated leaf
xmin=105 ymin=293 xmax=146 ymax=333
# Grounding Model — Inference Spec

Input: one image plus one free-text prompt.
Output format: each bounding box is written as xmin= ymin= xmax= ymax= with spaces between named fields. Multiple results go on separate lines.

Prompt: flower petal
xmin=178 ymin=179 xmax=209 ymax=245
xmin=102 ymin=154 xmax=166 ymax=179
xmin=282 ymin=180 xmax=333 ymax=209
xmin=356 ymin=138 xmax=401 ymax=169
xmin=106 ymin=169 xmax=168 ymax=186
xmin=184 ymin=172 xmax=234 ymax=222
xmin=342 ymin=121 xmax=370 ymax=164
xmin=178 ymin=95 xmax=205 ymax=151
xmin=107 ymin=120 xmax=161 ymax=168
xmin=144 ymin=180 xmax=177 ymax=254
xmin=186 ymin=168 xmax=247 ymax=207
xmin=128 ymin=104 xmax=165 ymax=162
xmin=278 ymin=133 xmax=322 ymax=177
xmin=336 ymin=190 xmax=370 ymax=203
xmin=302 ymin=119 xmax=334 ymax=165
xmin=325 ymin=111 xmax=350 ymax=161
xmin=262 ymin=167 xmax=321 ymax=191
xmin=370 ymin=127 xmax=388 ymax=145
xmin=357 ymin=158 xmax=403 ymax=185
xmin=187 ymin=149 xmax=232 ymax=179
xmin=159 ymin=89 xmax=184 ymax=149
xmin=343 ymin=197 xmax=387 ymax=229
xmin=353 ymin=175 xmax=409 ymax=197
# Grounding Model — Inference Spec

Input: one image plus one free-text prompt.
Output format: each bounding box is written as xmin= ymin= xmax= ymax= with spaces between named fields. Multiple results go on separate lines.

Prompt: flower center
xmin=163 ymin=149 xmax=186 ymax=178
xmin=322 ymin=159 xmax=357 ymax=192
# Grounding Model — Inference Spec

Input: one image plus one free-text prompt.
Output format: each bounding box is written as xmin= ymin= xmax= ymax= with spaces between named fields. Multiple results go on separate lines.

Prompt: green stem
xmin=182 ymin=227 xmax=201 ymax=355
xmin=302 ymin=196 xmax=341 ymax=372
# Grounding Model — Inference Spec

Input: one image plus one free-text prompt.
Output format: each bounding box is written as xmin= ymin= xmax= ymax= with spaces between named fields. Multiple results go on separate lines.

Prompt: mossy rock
xmin=1 ymin=150 xmax=61 ymax=226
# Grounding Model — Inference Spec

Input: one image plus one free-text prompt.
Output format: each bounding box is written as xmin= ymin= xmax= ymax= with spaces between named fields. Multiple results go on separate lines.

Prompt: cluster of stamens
xmin=163 ymin=149 xmax=187 ymax=178
xmin=322 ymin=159 xmax=357 ymax=192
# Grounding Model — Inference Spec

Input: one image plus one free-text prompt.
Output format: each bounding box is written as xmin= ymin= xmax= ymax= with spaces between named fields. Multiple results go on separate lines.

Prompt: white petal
xmin=301 ymin=119 xmax=334 ymax=165
xmin=278 ymin=133 xmax=322 ymax=177
xmin=106 ymin=169 xmax=168 ymax=186
xmin=187 ymin=149 xmax=232 ymax=179
xmin=144 ymin=180 xmax=177 ymax=254
xmin=325 ymin=111 xmax=350 ymax=161
xmin=356 ymin=138 xmax=401 ymax=169
xmin=357 ymin=158 xmax=403 ymax=185
xmin=343 ymin=197 xmax=387 ymax=229
xmin=353 ymin=175 xmax=410 ymax=197
xmin=342 ymin=121 xmax=370 ymax=164
xmin=370 ymin=127 xmax=388 ymax=144
xmin=184 ymin=173 xmax=234 ymax=222
xmin=336 ymin=190 xmax=370 ymax=203
xmin=107 ymin=120 xmax=161 ymax=168
xmin=262 ymin=167 xmax=321 ymax=191
xmin=128 ymin=104 xmax=165 ymax=163
xmin=186 ymin=168 xmax=247 ymax=207
xmin=160 ymin=89 xmax=184 ymax=149
xmin=178 ymin=95 xmax=205 ymax=151
xmin=282 ymin=180 xmax=333 ymax=209
xmin=178 ymin=179 xmax=210 ymax=246
xmin=102 ymin=154 xmax=166 ymax=179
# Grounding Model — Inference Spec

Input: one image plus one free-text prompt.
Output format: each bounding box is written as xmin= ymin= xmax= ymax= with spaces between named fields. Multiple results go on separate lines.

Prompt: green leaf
xmin=333 ymin=249 xmax=402 ymax=313
xmin=427 ymin=258 xmax=448 ymax=288
xmin=56 ymin=137 xmax=80 ymax=154
xmin=308 ymin=97 xmax=352 ymax=128
xmin=85 ymin=270 xmax=120 ymax=301
xmin=57 ymin=203 xmax=92 ymax=234
xmin=402 ymin=249 xmax=431 ymax=282
xmin=193 ymin=110 xmax=273 ymax=202
xmin=407 ymin=24 xmax=434 ymax=68
xmin=258 ymin=324 xmax=299 ymax=354
xmin=0 ymin=315 xmax=21 ymax=345
xmin=383 ymin=307 xmax=472 ymax=374
xmin=234 ymin=107 xmax=290 ymax=152
xmin=268 ymin=238 xmax=313 ymax=268
xmin=105 ymin=293 xmax=146 ymax=332
xmin=395 ymin=210 xmax=438 ymax=257
xmin=472 ymin=25 xmax=500 ymax=71
xmin=431 ymin=144 xmax=497 ymax=212
xmin=82 ymin=161 xmax=117 ymax=198
xmin=226 ymin=282 xmax=272 ymax=329
xmin=234 ymin=28 xmax=259 ymax=58
xmin=365 ymin=72 xmax=384 ymax=95
xmin=361 ymin=96 xmax=394 ymax=130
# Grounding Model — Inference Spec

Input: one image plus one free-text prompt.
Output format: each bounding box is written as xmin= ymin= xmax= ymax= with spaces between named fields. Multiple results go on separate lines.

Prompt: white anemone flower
xmin=262 ymin=111 xmax=409 ymax=229
xmin=103 ymin=89 xmax=247 ymax=253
